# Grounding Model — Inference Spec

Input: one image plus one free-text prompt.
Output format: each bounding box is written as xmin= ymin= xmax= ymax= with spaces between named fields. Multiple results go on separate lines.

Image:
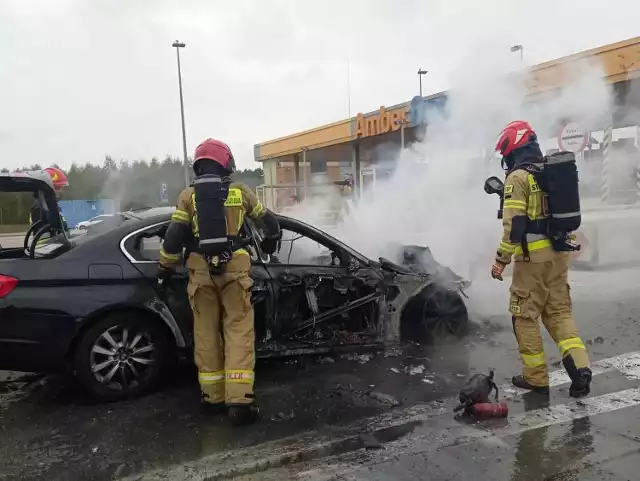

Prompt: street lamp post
xmin=510 ymin=44 xmax=524 ymax=62
xmin=395 ymin=119 xmax=406 ymax=156
xmin=172 ymin=40 xmax=190 ymax=188
xmin=417 ymin=68 xmax=428 ymax=97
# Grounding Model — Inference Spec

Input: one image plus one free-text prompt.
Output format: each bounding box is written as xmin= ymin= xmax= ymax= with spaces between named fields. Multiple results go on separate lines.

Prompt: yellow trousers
xmin=509 ymin=251 xmax=589 ymax=387
xmin=187 ymin=253 xmax=255 ymax=405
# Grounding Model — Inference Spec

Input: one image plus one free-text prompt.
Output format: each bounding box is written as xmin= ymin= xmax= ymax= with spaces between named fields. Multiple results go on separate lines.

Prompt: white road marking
xmin=362 ymin=350 xmax=640 ymax=430
xmin=501 ymin=352 xmax=640 ymax=396
xmin=127 ymin=350 xmax=640 ymax=481
xmin=294 ymin=388 xmax=640 ymax=481
xmin=598 ymin=351 xmax=640 ymax=380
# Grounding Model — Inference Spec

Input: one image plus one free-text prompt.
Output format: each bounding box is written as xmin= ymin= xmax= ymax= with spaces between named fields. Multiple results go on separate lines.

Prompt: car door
xmin=122 ymin=222 xmax=193 ymax=341
xmin=124 ymin=221 xmax=275 ymax=349
xmin=257 ymin=223 xmax=381 ymax=344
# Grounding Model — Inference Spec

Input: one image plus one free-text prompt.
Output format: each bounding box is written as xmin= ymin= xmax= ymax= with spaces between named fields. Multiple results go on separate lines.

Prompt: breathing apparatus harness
xmin=192 ymin=174 xmax=251 ymax=276
xmin=504 ymin=150 xmax=582 ymax=260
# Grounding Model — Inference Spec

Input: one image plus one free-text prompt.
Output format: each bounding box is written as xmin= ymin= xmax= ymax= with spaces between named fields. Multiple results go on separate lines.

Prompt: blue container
xmin=58 ymin=199 xmax=116 ymax=229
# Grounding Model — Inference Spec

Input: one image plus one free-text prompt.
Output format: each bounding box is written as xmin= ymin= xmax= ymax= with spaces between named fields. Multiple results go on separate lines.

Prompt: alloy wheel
xmin=89 ymin=325 xmax=156 ymax=391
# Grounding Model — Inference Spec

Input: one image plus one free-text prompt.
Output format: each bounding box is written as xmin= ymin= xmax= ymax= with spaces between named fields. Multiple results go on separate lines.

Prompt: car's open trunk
xmin=0 ymin=171 xmax=70 ymax=259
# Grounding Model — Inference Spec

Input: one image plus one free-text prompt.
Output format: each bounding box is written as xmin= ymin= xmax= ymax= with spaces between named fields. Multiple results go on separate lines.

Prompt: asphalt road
xmin=1 ymin=265 xmax=639 ymax=481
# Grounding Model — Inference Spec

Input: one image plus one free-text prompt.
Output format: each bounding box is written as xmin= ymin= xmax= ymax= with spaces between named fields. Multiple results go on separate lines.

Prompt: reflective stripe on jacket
xmin=496 ymin=169 xmax=552 ymax=264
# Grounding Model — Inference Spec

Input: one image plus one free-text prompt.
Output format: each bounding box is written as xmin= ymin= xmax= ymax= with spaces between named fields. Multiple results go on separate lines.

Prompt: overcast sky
xmin=1 ymin=0 xmax=638 ymax=171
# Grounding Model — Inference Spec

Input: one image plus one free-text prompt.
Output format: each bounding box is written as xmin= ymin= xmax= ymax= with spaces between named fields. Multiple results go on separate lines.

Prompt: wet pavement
xmin=1 ymin=265 xmax=640 ymax=481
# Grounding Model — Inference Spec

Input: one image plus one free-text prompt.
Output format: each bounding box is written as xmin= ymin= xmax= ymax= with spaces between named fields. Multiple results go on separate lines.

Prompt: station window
xmin=310 ymin=160 xmax=326 ymax=174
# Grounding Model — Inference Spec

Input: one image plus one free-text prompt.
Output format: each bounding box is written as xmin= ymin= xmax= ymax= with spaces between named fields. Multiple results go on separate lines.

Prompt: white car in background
xmin=76 ymin=214 xmax=114 ymax=230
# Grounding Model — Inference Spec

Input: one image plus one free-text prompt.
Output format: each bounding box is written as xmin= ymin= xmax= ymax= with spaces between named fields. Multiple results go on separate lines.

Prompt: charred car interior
xmin=251 ymin=222 xmax=385 ymax=356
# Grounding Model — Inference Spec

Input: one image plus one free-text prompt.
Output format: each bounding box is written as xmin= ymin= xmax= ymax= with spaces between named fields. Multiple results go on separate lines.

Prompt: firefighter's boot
xmin=228 ymin=404 xmax=259 ymax=426
xmin=563 ymin=355 xmax=592 ymax=398
xmin=512 ymin=375 xmax=550 ymax=395
xmin=569 ymin=368 xmax=592 ymax=398
xmin=201 ymin=401 xmax=228 ymax=415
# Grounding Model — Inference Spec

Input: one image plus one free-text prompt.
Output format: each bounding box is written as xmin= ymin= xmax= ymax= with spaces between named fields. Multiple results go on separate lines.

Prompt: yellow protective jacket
xmin=496 ymin=168 xmax=553 ymax=265
xmin=159 ymin=182 xmax=266 ymax=270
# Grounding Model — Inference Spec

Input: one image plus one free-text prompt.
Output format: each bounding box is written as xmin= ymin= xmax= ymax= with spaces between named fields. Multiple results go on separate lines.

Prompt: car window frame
xmin=251 ymin=220 xmax=353 ymax=269
xmin=267 ymin=228 xmax=343 ymax=267
xmin=277 ymin=216 xmax=370 ymax=266
xmin=120 ymin=220 xmax=264 ymax=265
xmin=121 ymin=221 xmax=170 ymax=264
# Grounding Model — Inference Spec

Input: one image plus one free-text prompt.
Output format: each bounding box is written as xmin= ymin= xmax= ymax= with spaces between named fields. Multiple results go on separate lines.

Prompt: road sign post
xmin=160 ymin=183 xmax=168 ymax=204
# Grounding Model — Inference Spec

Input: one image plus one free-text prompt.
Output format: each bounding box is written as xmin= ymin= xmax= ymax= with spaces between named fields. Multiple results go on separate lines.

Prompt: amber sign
xmin=355 ymin=106 xmax=409 ymax=138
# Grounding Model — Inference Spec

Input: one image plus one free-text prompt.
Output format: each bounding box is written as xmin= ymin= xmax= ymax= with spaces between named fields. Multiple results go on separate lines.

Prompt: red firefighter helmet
xmin=43 ymin=167 xmax=69 ymax=190
xmin=495 ymin=120 xmax=537 ymax=157
xmin=193 ymin=138 xmax=236 ymax=173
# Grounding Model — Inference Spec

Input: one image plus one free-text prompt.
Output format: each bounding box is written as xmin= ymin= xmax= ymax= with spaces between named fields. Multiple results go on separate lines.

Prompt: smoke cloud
xmin=282 ymin=42 xmax=640 ymax=318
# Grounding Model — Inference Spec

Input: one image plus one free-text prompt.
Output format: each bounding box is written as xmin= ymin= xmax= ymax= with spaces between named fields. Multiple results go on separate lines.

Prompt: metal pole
xmin=400 ymin=122 xmax=405 ymax=151
xmin=353 ymin=143 xmax=361 ymax=201
xmin=635 ymin=125 xmax=640 ymax=203
xmin=601 ymin=121 xmax=613 ymax=205
xmin=347 ymin=56 xmax=352 ymax=119
xmin=417 ymin=69 xmax=428 ymax=97
xmin=173 ymin=40 xmax=189 ymax=188
xmin=302 ymin=149 xmax=308 ymax=199
xmin=510 ymin=45 xmax=523 ymax=65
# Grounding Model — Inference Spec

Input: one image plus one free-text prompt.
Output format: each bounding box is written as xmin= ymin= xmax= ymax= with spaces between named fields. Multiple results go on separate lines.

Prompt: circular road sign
xmin=558 ymin=122 xmax=588 ymax=153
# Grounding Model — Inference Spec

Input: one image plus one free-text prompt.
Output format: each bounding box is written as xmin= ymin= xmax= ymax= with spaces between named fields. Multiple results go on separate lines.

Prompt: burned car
xmin=0 ymin=172 xmax=469 ymax=401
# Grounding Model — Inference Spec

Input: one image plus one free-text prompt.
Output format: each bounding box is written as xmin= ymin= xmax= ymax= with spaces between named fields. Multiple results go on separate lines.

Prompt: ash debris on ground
xmin=0 ymin=337 xmax=475 ymax=479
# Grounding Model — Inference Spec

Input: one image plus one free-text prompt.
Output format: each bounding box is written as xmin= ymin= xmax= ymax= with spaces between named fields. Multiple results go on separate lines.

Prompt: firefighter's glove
xmin=491 ymin=261 xmax=506 ymax=281
xmin=157 ymin=265 xmax=175 ymax=285
xmin=260 ymin=235 xmax=279 ymax=255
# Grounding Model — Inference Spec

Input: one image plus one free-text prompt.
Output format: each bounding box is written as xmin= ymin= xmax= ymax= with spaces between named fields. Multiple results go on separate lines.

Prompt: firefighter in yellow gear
xmin=158 ymin=138 xmax=280 ymax=425
xmin=491 ymin=121 xmax=591 ymax=398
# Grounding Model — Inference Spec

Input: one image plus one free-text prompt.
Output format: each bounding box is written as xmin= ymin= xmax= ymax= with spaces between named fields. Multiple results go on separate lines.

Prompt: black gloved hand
xmin=157 ymin=265 xmax=174 ymax=283
xmin=260 ymin=235 xmax=279 ymax=255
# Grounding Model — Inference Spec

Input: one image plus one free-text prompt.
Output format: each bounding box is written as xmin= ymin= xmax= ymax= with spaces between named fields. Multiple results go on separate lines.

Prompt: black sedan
xmin=0 ymin=173 xmax=468 ymax=402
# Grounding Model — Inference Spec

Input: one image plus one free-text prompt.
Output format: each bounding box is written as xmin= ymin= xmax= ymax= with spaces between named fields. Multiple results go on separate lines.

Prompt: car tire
xmin=73 ymin=314 xmax=173 ymax=402
xmin=401 ymin=284 xmax=469 ymax=343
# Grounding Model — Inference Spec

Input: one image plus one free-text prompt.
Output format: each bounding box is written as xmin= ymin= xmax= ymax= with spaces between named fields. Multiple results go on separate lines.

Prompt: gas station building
xmin=253 ymin=36 xmax=640 ymax=212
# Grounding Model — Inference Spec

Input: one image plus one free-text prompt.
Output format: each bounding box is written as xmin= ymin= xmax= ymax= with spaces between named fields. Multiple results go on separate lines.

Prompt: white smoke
xmin=340 ymin=47 xmax=613 ymax=266
xmin=278 ymin=42 xmax=640 ymax=316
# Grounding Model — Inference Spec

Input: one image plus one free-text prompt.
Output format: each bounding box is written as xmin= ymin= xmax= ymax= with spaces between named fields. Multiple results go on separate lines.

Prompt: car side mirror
xmin=484 ymin=176 xmax=504 ymax=196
